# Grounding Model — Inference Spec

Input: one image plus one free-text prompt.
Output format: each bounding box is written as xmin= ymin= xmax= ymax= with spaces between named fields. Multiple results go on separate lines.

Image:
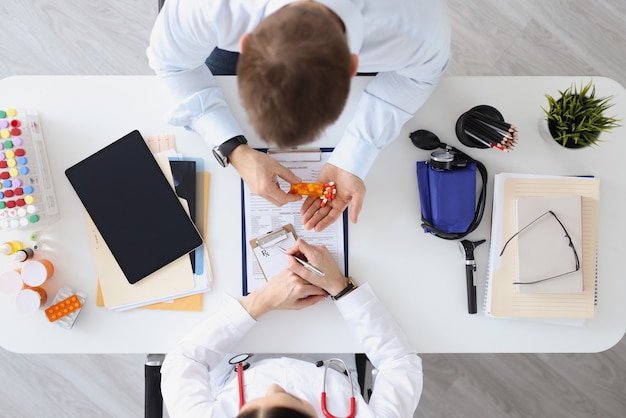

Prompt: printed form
xmin=242 ymin=150 xmax=347 ymax=295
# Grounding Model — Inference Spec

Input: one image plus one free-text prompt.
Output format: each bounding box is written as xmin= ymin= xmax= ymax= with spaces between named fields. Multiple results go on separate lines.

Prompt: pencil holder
xmin=456 ymin=105 xmax=518 ymax=152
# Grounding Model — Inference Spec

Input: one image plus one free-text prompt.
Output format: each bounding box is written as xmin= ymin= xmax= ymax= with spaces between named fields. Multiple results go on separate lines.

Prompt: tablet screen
xmin=65 ymin=130 xmax=203 ymax=284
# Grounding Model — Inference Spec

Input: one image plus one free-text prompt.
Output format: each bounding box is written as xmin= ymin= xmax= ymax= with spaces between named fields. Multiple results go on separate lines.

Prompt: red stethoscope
xmin=229 ymin=354 xmax=356 ymax=418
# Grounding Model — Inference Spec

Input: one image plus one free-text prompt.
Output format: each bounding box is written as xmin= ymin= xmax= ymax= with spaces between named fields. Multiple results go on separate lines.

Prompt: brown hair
xmin=237 ymin=5 xmax=352 ymax=147
xmin=237 ymin=406 xmax=313 ymax=418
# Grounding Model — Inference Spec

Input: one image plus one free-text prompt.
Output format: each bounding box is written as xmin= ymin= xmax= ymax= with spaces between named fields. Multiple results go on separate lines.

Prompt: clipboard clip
xmin=267 ymin=148 xmax=322 ymax=162
xmin=256 ymin=228 xmax=290 ymax=249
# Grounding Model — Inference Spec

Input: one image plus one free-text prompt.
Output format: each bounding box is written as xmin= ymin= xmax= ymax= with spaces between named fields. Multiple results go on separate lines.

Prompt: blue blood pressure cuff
xmin=416 ymin=161 xmax=477 ymax=237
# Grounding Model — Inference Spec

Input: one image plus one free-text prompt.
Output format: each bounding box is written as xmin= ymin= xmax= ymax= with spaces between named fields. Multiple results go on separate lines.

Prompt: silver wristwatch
xmin=212 ymin=135 xmax=248 ymax=167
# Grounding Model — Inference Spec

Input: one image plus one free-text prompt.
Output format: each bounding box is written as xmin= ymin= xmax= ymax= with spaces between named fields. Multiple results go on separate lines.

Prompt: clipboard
xmin=249 ymin=224 xmax=298 ymax=281
xmin=241 ymin=148 xmax=348 ymax=295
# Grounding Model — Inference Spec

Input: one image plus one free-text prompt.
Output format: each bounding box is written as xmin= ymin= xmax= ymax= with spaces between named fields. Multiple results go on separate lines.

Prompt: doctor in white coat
xmin=161 ymin=239 xmax=423 ymax=417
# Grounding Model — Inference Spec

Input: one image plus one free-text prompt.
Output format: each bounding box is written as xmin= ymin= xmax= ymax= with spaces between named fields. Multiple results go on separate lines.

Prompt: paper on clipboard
xmin=250 ymin=224 xmax=298 ymax=281
xmin=242 ymin=149 xmax=347 ymax=295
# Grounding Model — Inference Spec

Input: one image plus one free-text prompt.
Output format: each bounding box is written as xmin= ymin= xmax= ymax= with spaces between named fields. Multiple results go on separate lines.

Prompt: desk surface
xmin=1 ymin=75 xmax=625 ymax=354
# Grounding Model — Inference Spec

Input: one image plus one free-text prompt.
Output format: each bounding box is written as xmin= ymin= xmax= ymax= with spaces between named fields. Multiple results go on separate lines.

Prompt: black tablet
xmin=65 ymin=130 xmax=203 ymax=284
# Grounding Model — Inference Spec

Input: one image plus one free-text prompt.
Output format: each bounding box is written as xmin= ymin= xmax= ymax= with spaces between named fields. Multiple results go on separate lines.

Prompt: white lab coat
xmin=161 ymin=283 xmax=423 ymax=417
xmin=147 ymin=0 xmax=450 ymax=179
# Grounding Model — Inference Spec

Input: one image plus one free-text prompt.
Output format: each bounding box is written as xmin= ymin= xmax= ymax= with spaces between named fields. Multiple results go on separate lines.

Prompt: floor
xmin=1 ymin=0 xmax=625 ymax=417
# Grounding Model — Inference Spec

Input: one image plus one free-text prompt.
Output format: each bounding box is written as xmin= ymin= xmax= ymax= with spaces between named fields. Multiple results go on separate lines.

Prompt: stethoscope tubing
xmin=319 ymin=358 xmax=356 ymax=418
xmin=230 ymin=354 xmax=357 ymax=417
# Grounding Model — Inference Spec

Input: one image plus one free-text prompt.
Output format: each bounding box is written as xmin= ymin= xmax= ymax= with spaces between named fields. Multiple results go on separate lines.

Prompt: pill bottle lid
xmin=21 ymin=261 xmax=49 ymax=287
xmin=15 ymin=289 xmax=42 ymax=313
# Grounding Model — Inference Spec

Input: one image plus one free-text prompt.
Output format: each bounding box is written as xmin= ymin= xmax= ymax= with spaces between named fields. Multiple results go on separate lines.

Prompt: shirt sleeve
xmin=160 ymin=294 xmax=256 ymax=417
xmin=146 ymin=0 xmax=244 ymax=148
xmin=335 ymin=283 xmax=424 ymax=417
xmin=328 ymin=18 xmax=451 ymax=179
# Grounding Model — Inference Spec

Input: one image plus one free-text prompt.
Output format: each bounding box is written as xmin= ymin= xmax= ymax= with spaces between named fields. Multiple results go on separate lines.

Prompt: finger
xmin=286 ymin=256 xmax=311 ymax=278
xmin=299 ymin=283 xmax=327 ymax=298
xmin=313 ymin=205 xmax=343 ymax=232
xmin=286 ymin=256 xmax=325 ymax=286
xmin=294 ymin=294 xmax=326 ymax=309
xmin=300 ymin=195 xmax=320 ymax=220
xmin=275 ymin=165 xmax=302 ymax=185
xmin=302 ymin=203 xmax=332 ymax=231
xmin=264 ymin=183 xmax=303 ymax=206
xmin=290 ymin=239 xmax=326 ymax=269
xmin=348 ymin=192 xmax=364 ymax=224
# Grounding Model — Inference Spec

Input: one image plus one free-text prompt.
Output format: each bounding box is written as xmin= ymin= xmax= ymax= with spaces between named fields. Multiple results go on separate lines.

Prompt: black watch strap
xmin=220 ymin=135 xmax=248 ymax=158
xmin=213 ymin=135 xmax=248 ymax=167
xmin=331 ymin=278 xmax=357 ymax=301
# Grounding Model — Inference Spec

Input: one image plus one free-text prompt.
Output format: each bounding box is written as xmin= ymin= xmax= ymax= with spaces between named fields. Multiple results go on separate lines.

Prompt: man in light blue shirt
xmin=148 ymin=0 xmax=450 ymax=232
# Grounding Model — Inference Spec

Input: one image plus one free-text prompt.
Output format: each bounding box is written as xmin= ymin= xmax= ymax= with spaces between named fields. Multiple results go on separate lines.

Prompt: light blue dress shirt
xmin=147 ymin=0 xmax=450 ymax=179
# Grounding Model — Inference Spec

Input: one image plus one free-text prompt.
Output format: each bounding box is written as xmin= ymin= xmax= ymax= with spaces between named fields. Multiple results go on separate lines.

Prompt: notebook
xmin=514 ymin=195 xmax=583 ymax=293
xmin=65 ymin=130 xmax=203 ymax=284
xmin=485 ymin=173 xmax=599 ymax=319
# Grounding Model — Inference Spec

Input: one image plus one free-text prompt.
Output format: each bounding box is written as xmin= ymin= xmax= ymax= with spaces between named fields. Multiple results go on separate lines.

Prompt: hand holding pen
xmin=276 ymin=246 xmax=325 ymax=276
xmin=284 ymin=239 xmax=350 ymax=297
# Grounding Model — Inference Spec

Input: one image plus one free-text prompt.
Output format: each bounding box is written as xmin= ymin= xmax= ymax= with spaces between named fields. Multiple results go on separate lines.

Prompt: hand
xmin=300 ymin=163 xmax=366 ymax=232
xmin=285 ymin=239 xmax=349 ymax=296
xmin=240 ymin=269 xmax=327 ymax=319
xmin=229 ymin=145 xmax=303 ymax=206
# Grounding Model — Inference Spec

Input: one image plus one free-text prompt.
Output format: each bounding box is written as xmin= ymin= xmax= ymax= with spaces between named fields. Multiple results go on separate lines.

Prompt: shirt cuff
xmin=191 ymin=109 xmax=243 ymax=149
xmin=333 ymin=282 xmax=375 ymax=313
xmin=182 ymin=294 xmax=256 ymax=348
xmin=220 ymin=294 xmax=258 ymax=330
xmin=327 ymin=135 xmax=380 ymax=180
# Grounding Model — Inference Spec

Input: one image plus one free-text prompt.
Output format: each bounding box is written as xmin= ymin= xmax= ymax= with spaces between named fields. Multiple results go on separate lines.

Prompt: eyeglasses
xmin=499 ymin=210 xmax=580 ymax=285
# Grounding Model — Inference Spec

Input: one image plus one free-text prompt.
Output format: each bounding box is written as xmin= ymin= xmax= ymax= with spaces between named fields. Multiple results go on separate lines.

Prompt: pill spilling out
xmin=289 ymin=181 xmax=337 ymax=207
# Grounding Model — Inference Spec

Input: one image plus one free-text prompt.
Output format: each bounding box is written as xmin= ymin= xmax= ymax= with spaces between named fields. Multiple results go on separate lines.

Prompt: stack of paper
xmin=84 ymin=135 xmax=213 ymax=312
xmin=485 ymin=173 xmax=599 ymax=319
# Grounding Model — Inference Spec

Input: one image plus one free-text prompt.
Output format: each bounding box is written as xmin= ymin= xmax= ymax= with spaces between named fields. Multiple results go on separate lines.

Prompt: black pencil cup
xmin=455 ymin=105 xmax=505 ymax=148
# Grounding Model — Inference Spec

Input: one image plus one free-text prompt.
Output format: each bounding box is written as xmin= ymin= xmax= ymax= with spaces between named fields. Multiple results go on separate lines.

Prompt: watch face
xmin=212 ymin=147 xmax=228 ymax=167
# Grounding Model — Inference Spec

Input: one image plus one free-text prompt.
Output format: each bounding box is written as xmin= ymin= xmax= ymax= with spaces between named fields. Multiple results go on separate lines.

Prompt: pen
xmin=276 ymin=246 xmax=325 ymax=276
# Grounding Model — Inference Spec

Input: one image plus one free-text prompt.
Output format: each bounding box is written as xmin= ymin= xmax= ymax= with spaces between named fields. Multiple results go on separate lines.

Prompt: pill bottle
xmin=21 ymin=259 xmax=54 ymax=287
xmin=15 ymin=287 xmax=48 ymax=314
xmin=12 ymin=248 xmax=34 ymax=262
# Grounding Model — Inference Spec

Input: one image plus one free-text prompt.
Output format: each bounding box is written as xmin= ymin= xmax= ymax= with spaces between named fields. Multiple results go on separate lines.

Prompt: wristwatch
xmin=331 ymin=278 xmax=357 ymax=301
xmin=212 ymin=135 xmax=248 ymax=167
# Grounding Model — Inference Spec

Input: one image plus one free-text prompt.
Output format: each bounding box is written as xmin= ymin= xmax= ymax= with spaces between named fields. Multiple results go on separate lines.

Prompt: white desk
xmin=0 ymin=75 xmax=625 ymax=354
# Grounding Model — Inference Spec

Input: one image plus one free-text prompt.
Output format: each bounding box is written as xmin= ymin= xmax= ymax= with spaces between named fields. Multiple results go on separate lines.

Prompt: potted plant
xmin=542 ymin=80 xmax=621 ymax=148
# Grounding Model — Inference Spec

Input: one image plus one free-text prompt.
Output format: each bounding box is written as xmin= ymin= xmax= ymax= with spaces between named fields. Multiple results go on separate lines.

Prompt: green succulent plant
xmin=542 ymin=80 xmax=621 ymax=148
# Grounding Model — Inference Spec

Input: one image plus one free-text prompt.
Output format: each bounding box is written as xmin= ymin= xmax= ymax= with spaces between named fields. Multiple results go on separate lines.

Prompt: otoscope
xmin=459 ymin=239 xmax=486 ymax=314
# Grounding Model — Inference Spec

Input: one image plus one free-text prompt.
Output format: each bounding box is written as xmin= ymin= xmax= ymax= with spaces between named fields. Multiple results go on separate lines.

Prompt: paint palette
xmin=0 ymin=108 xmax=58 ymax=230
